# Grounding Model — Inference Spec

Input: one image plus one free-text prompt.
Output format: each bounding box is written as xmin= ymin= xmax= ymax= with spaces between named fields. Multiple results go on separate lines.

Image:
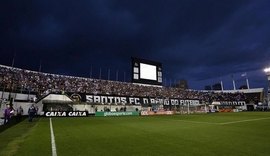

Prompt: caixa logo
xmin=45 ymin=111 xmax=88 ymax=117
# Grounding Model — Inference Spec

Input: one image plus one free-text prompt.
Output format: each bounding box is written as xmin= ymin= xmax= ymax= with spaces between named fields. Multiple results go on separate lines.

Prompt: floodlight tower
xmin=263 ymin=67 xmax=270 ymax=106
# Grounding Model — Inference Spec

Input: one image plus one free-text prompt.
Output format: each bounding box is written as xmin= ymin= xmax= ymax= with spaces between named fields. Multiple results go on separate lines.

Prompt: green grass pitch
xmin=1 ymin=112 xmax=270 ymax=156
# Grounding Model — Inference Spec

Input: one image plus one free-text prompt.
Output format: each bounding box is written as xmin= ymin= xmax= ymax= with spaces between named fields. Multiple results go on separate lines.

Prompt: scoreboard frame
xmin=131 ymin=57 xmax=162 ymax=86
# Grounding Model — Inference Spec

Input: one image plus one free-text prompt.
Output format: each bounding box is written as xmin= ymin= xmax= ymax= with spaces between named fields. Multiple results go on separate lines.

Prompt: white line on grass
xmin=162 ymin=119 xmax=220 ymax=125
xmin=161 ymin=117 xmax=270 ymax=125
xmin=50 ymin=118 xmax=57 ymax=156
xmin=219 ymin=117 xmax=270 ymax=125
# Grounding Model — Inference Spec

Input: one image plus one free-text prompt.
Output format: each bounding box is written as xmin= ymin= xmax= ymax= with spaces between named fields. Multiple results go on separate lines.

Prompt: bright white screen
xmin=140 ymin=63 xmax=157 ymax=80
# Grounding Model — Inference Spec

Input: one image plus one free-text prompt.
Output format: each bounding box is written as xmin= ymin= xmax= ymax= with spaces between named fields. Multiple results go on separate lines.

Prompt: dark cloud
xmin=0 ymin=0 xmax=269 ymax=89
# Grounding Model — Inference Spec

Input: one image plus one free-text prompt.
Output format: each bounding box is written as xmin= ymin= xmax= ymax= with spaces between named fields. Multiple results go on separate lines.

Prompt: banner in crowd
xmin=212 ymin=101 xmax=246 ymax=106
xmin=85 ymin=95 xmax=200 ymax=106
xmin=44 ymin=111 xmax=88 ymax=117
xmin=67 ymin=93 xmax=246 ymax=106
xmin=220 ymin=101 xmax=246 ymax=106
xmin=95 ymin=111 xmax=139 ymax=117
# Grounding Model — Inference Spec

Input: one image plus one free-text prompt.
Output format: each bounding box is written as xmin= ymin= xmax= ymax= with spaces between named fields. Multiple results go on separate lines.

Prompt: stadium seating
xmin=0 ymin=64 xmax=247 ymax=102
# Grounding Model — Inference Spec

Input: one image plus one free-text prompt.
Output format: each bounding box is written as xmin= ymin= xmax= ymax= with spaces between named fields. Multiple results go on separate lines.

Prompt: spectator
xmin=28 ymin=104 xmax=37 ymax=122
xmin=4 ymin=104 xmax=14 ymax=124
xmin=16 ymin=106 xmax=24 ymax=122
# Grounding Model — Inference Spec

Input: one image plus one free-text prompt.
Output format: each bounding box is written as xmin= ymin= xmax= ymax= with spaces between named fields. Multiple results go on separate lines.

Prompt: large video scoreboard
xmin=131 ymin=57 xmax=162 ymax=85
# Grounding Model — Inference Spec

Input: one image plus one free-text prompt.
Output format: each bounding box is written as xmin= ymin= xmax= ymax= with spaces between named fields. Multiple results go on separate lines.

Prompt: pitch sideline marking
xmin=162 ymin=119 xmax=220 ymax=125
xmin=162 ymin=117 xmax=270 ymax=125
xmin=219 ymin=117 xmax=270 ymax=125
xmin=50 ymin=118 xmax=57 ymax=156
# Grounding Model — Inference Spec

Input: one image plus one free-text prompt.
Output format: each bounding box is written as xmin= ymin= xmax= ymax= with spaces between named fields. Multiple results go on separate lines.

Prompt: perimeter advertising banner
xmin=44 ymin=111 xmax=88 ymax=117
xmin=95 ymin=111 xmax=140 ymax=117
xmin=141 ymin=111 xmax=174 ymax=116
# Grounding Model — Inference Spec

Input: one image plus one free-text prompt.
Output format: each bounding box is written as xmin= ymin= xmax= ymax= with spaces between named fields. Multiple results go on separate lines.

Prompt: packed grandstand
xmin=0 ymin=64 xmax=266 ymax=118
xmin=0 ymin=64 xmax=248 ymax=101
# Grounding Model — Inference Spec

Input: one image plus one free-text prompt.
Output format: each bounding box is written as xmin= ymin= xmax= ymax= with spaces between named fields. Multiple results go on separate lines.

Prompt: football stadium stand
xmin=0 ymin=64 xmax=267 ymax=118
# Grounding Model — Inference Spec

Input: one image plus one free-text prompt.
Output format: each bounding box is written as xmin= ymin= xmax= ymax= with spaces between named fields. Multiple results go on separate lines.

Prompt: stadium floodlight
xmin=264 ymin=67 xmax=270 ymax=106
xmin=264 ymin=67 xmax=270 ymax=74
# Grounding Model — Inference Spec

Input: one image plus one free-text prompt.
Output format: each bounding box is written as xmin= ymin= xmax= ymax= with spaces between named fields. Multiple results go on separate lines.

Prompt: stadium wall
xmin=0 ymin=91 xmax=36 ymax=101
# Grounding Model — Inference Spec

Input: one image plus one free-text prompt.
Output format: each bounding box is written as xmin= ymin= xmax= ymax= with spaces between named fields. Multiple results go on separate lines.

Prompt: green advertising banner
xmin=95 ymin=111 xmax=140 ymax=117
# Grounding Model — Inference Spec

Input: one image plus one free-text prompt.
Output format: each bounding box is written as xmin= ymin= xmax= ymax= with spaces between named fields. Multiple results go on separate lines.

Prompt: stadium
xmin=1 ymin=1 xmax=270 ymax=156
xmin=1 ymin=58 xmax=270 ymax=155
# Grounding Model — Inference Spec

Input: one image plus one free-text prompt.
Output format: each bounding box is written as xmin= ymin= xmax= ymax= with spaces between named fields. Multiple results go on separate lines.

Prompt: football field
xmin=1 ymin=112 xmax=270 ymax=156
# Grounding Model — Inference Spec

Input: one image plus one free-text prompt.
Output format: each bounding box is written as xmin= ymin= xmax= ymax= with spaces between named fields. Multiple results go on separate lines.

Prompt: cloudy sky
xmin=1 ymin=0 xmax=270 ymax=89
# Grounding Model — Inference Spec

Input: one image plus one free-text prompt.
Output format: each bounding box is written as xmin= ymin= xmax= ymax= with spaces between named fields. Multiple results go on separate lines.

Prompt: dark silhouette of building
xmin=176 ymin=80 xmax=188 ymax=89
xmin=212 ymin=83 xmax=222 ymax=90
xmin=204 ymin=85 xmax=212 ymax=90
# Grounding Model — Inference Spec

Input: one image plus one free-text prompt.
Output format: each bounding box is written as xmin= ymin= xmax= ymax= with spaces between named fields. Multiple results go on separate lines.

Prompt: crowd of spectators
xmin=0 ymin=65 xmax=247 ymax=102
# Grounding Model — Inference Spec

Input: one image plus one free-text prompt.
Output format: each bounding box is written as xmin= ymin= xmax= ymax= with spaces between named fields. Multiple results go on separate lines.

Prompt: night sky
xmin=1 ymin=0 xmax=270 ymax=90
